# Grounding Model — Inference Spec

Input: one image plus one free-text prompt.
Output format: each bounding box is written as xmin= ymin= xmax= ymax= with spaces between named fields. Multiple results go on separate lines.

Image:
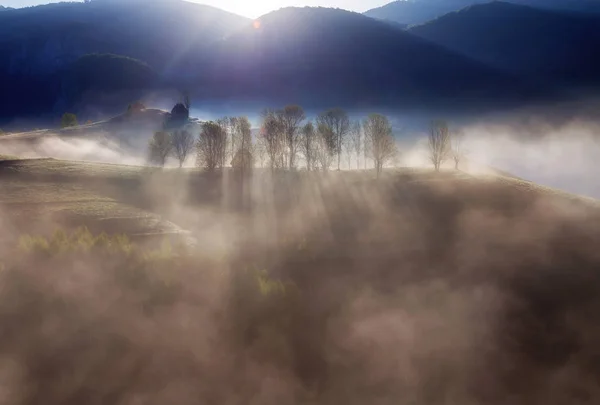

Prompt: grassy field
xmin=0 ymin=157 xmax=188 ymax=247
xmin=0 ymin=154 xmax=20 ymax=161
xmin=1 ymin=154 xmax=598 ymax=252
xmin=2 ymin=154 xmax=600 ymax=404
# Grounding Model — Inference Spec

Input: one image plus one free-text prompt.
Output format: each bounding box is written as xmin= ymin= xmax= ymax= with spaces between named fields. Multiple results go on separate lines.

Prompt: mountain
xmin=408 ymin=2 xmax=600 ymax=87
xmin=364 ymin=0 xmax=600 ymax=26
xmin=0 ymin=52 xmax=163 ymax=124
xmin=193 ymin=7 xmax=542 ymax=110
xmin=0 ymin=0 xmax=248 ymax=77
xmin=365 ymin=0 xmax=486 ymax=26
xmin=0 ymin=0 xmax=248 ymax=123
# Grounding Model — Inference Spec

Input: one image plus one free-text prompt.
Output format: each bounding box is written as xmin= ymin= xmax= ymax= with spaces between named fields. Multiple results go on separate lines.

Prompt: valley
xmin=1 ymin=1 xmax=600 ymax=404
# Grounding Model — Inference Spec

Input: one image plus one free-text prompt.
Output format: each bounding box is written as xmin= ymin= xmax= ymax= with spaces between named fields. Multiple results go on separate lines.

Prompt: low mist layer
xmin=1 ymin=169 xmax=600 ymax=404
xmin=3 ymin=114 xmax=600 ymax=199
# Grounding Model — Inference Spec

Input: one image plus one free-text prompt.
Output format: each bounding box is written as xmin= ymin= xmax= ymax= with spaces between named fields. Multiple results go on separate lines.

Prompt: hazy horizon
xmin=1 ymin=0 xmax=392 ymax=18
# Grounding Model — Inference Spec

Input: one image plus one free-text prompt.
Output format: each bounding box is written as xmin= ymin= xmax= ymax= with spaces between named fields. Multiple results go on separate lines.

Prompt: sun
xmin=253 ymin=20 xmax=262 ymax=29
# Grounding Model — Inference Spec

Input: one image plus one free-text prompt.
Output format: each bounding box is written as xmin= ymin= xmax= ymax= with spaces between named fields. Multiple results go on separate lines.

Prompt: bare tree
xmin=363 ymin=114 xmax=397 ymax=178
xmin=300 ymin=122 xmax=317 ymax=171
xmin=217 ymin=116 xmax=236 ymax=163
xmin=255 ymin=134 xmax=267 ymax=168
xmin=278 ymin=105 xmax=305 ymax=170
xmin=316 ymin=108 xmax=350 ymax=171
xmin=344 ymin=135 xmax=353 ymax=170
xmin=350 ymin=120 xmax=362 ymax=170
xmin=148 ymin=131 xmax=173 ymax=168
xmin=315 ymin=124 xmax=334 ymax=172
xmin=261 ymin=110 xmax=286 ymax=171
xmin=451 ymin=129 xmax=465 ymax=170
xmin=231 ymin=148 xmax=254 ymax=174
xmin=428 ymin=120 xmax=451 ymax=172
xmin=171 ymin=129 xmax=194 ymax=168
xmin=196 ymin=121 xmax=228 ymax=171
xmin=232 ymin=116 xmax=253 ymax=176
xmin=364 ymin=132 xmax=369 ymax=170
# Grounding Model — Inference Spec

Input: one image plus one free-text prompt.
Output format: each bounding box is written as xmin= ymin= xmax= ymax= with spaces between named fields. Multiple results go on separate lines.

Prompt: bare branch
xmin=231 ymin=116 xmax=253 ymax=176
xmin=261 ymin=109 xmax=286 ymax=171
xmin=350 ymin=120 xmax=362 ymax=170
xmin=171 ymin=129 xmax=194 ymax=168
xmin=300 ymin=121 xmax=317 ymax=171
xmin=315 ymin=124 xmax=334 ymax=172
xmin=451 ymin=129 xmax=466 ymax=170
xmin=148 ymin=131 xmax=173 ymax=168
xmin=363 ymin=114 xmax=397 ymax=178
xmin=278 ymin=105 xmax=305 ymax=170
xmin=428 ymin=120 xmax=451 ymax=172
xmin=316 ymin=108 xmax=350 ymax=171
xmin=196 ymin=121 xmax=228 ymax=171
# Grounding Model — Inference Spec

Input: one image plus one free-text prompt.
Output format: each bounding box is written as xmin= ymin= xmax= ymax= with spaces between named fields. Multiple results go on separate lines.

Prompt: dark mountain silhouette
xmin=0 ymin=4 xmax=566 ymax=123
xmin=55 ymin=53 xmax=162 ymax=113
xmin=365 ymin=0 xmax=485 ymax=26
xmin=0 ymin=0 xmax=248 ymax=77
xmin=194 ymin=7 xmax=543 ymax=110
xmin=1 ymin=53 xmax=162 ymax=123
xmin=408 ymin=2 xmax=600 ymax=87
xmin=364 ymin=0 xmax=600 ymax=26
xmin=0 ymin=0 xmax=247 ymax=123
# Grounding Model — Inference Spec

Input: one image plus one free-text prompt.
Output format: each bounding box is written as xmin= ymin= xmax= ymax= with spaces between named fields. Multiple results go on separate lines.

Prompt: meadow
xmin=1 ymin=132 xmax=600 ymax=405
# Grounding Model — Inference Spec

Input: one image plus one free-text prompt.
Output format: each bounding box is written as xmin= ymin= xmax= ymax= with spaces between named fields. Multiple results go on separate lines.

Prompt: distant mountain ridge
xmin=408 ymin=2 xmax=600 ymax=87
xmin=0 ymin=2 xmax=593 ymax=124
xmin=195 ymin=7 xmax=545 ymax=109
xmin=365 ymin=0 xmax=600 ymax=25
xmin=0 ymin=0 xmax=248 ymax=122
xmin=0 ymin=0 xmax=249 ymax=76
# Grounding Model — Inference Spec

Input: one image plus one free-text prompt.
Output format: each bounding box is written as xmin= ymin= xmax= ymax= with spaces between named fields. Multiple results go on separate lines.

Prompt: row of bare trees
xmin=257 ymin=106 xmax=397 ymax=177
xmin=196 ymin=116 xmax=254 ymax=174
xmin=148 ymin=116 xmax=254 ymax=172
xmin=148 ymin=129 xmax=194 ymax=168
xmin=428 ymin=120 xmax=465 ymax=172
xmin=148 ymin=106 xmax=406 ymax=177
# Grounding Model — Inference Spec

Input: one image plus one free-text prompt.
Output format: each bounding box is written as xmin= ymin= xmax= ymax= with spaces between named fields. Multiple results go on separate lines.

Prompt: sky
xmin=1 ymin=0 xmax=392 ymax=18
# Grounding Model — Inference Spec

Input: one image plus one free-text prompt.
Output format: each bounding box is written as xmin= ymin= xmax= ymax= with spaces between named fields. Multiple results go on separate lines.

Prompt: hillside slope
xmin=1 ymin=158 xmax=600 ymax=403
xmin=0 ymin=108 xmax=173 ymax=154
xmin=0 ymin=0 xmax=248 ymax=122
xmin=0 ymin=0 xmax=248 ymax=76
xmin=364 ymin=0 xmax=600 ymax=26
xmin=196 ymin=7 xmax=544 ymax=110
xmin=408 ymin=2 xmax=600 ymax=87
xmin=0 ymin=158 xmax=189 ymax=247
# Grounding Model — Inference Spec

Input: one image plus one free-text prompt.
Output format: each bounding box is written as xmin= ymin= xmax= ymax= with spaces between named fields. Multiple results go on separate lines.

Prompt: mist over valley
xmin=1 ymin=1 xmax=600 ymax=404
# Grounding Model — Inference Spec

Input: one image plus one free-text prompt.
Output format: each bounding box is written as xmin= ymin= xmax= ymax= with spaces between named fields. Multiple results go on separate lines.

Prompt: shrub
xmin=60 ymin=113 xmax=78 ymax=128
xmin=18 ymin=227 xmax=134 ymax=257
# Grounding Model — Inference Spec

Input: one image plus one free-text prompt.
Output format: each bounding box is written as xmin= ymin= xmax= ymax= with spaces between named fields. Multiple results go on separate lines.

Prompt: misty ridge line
xmin=2 ymin=102 xmax=600 ymax=198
